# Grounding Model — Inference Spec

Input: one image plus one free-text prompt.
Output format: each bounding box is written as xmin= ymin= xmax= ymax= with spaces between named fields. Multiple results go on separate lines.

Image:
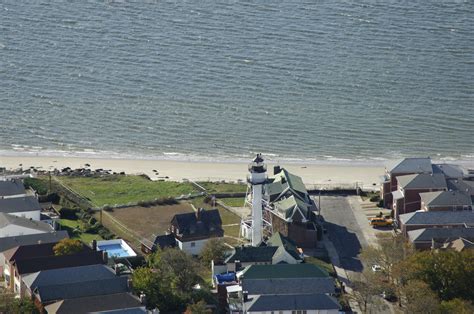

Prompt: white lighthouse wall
xmin=251 ymin=184 xmax=263 ymax=246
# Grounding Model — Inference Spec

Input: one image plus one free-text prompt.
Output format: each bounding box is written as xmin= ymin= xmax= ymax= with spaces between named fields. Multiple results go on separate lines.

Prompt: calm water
xmin=1 ymin=0 xmax=473 ymax=163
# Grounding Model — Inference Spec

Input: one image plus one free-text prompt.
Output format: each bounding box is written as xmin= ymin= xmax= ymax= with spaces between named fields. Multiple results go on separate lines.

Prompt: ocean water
xmin=1 ymin=0 xmax=473 ymax=163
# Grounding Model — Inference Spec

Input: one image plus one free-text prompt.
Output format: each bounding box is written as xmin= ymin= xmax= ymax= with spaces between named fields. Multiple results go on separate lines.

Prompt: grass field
xmin=101 ymin=197 xmax=243 ymax=248
xmin=58 ymin=219 xmax=103 ymax=243
xmin=220 ymin=197 xmax=246 ymax=207
xmin=107 ymin=203 xmax=193 ymax=240
xmin=56 ymin=175 xmax=198 ymax=207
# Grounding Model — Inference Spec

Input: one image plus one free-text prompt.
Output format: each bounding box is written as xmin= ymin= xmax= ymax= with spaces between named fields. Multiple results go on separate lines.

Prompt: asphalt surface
xmin=319 ymin=195 xmax=368 ymax=272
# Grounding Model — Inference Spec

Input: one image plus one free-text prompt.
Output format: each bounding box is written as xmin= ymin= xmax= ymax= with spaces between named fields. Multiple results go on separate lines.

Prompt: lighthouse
xmin=247 ymin=153 xmax=267 ymax=246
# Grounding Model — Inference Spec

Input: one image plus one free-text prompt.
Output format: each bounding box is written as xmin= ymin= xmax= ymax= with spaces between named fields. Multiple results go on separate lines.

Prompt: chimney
xmin=92 ymin=240 xmax=97 ymax=251
xmin=274 ymin=165 xmax=281 ymax=175
xmin=196 ymin=208 xmax=202 ymax=221
xmin=243 ymin=291 xmax=249 ymax=302
xmin=235 ymin=260 xmax=242 ymax=272
xmin=102 ymin=251 xmax=108 ymax=264
xmin=139 ymin=292 xmax=146 ymax=305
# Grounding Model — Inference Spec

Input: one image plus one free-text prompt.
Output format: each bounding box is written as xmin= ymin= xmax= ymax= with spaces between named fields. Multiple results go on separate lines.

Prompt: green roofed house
xmin=224 ymin=232 xmax=303 ymax=272
xmin=264 ymin=168 xmax=319 ymax=248
xmin=240 ymin=263 xmax=329 ymax=280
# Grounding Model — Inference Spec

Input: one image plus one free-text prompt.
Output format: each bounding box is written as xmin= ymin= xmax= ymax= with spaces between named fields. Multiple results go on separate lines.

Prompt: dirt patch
xmin=108 ymin=202 xmax=194 ymax=240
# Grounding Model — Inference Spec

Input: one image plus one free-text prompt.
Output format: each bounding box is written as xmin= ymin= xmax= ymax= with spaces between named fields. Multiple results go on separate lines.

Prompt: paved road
xmin=318 ymin=195 xmax=368 ymax=272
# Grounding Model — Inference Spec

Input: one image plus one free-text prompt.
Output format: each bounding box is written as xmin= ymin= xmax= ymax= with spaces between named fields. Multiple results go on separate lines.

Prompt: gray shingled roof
xmin=23 ymin=264 xmax=128 ymax=302
xmin=0 ymin=231 xmax=68 ymax=253
xmin=0 ymin=213 xmax=53 ymax=232
xmin=23 ymin=264 xmax=117 ymax=288
xmin=448 ymin=179 xmax=474 ymax=197
xmin=0 ymin=180 xmax=26 ymax=197
xmin=387 ymin=158 xmax=432 ymax=174
xmin=420 ymin=191 xmax=472 ymax=207
xmin=399 ymin=211 xmax=474 ymax=226
xmin=242 ymin=277 xmax=335 ymax=295
xmin=246 ymin=294 xmax=340 ymax=311
xmin=0 ymin=196 xmax=41 ymax=213
xmin=408 ymin=227 xmax=474 ymax=243
xmin=432 ymin=164 xmax=465 ymax=179
xmin=44 ymin=293 xmax=144 ymax=314
xmin=397 ymin=173 xmax=447 ymax=190
xmin=35 ymin=277 xmax=128 ymax=302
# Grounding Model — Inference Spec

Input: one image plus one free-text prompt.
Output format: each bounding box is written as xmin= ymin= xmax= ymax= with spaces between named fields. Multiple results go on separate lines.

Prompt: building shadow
xmin=325 ymin=221 xmax=363 ymax=272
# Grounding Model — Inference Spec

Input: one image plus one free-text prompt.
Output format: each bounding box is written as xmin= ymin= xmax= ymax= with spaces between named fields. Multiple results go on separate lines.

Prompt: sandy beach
xmin=0 ymin=155 xmax=385 ymax=190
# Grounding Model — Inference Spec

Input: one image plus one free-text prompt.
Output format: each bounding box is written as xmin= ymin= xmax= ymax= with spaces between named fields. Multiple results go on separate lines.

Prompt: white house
xmin=0 ymin=213 xmax=53 ymax=238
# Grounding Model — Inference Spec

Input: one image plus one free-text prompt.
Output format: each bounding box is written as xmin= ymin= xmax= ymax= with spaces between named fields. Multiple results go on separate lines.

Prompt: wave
xmin=1 ymin=148 xmax=473 ymax=168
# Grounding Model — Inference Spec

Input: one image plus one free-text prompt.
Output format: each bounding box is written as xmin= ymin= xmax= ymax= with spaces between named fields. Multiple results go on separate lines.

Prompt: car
xmin=371 ymin=264 xmax=382 ymax=272
xmin=370 ymin=217 xmax=393 ymax=227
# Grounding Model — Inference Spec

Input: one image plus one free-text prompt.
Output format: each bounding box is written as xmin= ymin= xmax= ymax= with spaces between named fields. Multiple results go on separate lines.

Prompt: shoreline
xmin=2 ymin=154 xmax=473 ymax=190
xmin=0 ymin=155 xmax=385 ymax=189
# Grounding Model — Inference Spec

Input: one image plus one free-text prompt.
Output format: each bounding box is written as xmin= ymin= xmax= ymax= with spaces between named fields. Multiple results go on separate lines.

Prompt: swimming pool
xmin=96 ymin=239 xmax=137 ymax=258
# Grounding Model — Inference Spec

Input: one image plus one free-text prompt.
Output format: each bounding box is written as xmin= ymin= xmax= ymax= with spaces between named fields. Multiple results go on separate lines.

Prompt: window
xmin=191 ymin=242 xmax=196 ymax=247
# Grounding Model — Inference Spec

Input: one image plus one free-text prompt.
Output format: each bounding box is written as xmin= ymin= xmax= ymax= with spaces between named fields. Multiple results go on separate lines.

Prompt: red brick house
xmin=392 ymin=173 xmax=447 ymax=220
xmin=398 ymin=211 xmax=474 ymax=236
xmin=381 ymin=158 xmax=433 ymax=208
xmin=420 ymin=190 xmax=472 ymax=212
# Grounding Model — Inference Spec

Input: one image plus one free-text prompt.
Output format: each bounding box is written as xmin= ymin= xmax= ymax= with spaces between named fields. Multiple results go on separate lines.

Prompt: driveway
xmin=318 ymin=195 xmax=369 ymax=272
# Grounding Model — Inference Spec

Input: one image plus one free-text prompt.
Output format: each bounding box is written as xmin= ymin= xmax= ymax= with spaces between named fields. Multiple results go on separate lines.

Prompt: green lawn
xmin=220 ymin=197 xmax=246 ymax=207
xmin=305 ymin=256 xmax=336 ymax=277
xmin=196 ymin=182 xmax=247 ymax=194
xmin=58 ymin=219 xmax=102 ymax=244
xmin=56 ymin=175 xmax=198 ymax=207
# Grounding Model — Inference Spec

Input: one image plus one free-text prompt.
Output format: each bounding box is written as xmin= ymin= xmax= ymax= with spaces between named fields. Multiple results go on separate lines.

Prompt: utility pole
xmin=49 ymin=171 xmax=52 ymax=194
xmin=318 ymin=189 xmax=322 ymax=218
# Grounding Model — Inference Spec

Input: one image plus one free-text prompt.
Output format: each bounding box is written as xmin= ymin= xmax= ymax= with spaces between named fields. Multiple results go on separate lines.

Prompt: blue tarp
xmin=215 ymin=272 xmax=236 ymax=283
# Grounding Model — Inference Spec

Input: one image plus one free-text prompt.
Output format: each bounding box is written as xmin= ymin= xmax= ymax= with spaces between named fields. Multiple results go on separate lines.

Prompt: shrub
xmin=98 ymin=228 xmax=114 ymax=240
xmin=53 ymin=239 xmax=83 ymax=256
xmin=59 ymin=207 xmax=79 ymax=220
xmin=23 ymin=177 xmax=48 ymax=195
xmin=38 ymin=193 xmax=60 ymax=204
xmin=83 ymin=222 xmax=100 ymax=234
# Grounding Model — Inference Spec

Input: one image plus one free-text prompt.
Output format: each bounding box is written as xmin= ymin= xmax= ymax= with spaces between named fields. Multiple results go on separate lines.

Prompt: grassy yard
xmin=58 ymin=219 xmax=103 ymax=244
xmin=305 ymin=256 xmax=336 ymax=277
xmin=196 ymin=182 xmax=247 ymax=194
xmin=106 ymin=202 xmax=193 ymax=240
xmin=220 ymin=197 xmax=246 ymax=207
xmin=56 ymin=175 xmax=198 ymax=207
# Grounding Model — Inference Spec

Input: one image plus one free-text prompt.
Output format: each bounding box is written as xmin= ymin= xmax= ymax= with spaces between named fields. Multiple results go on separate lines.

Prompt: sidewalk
xmin=321 ymin=237 xmax=361 ymax=313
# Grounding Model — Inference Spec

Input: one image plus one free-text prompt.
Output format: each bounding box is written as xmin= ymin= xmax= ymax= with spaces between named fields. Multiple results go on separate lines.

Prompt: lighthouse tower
xmin=247 ymin=153 xmax=267 ymax=246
